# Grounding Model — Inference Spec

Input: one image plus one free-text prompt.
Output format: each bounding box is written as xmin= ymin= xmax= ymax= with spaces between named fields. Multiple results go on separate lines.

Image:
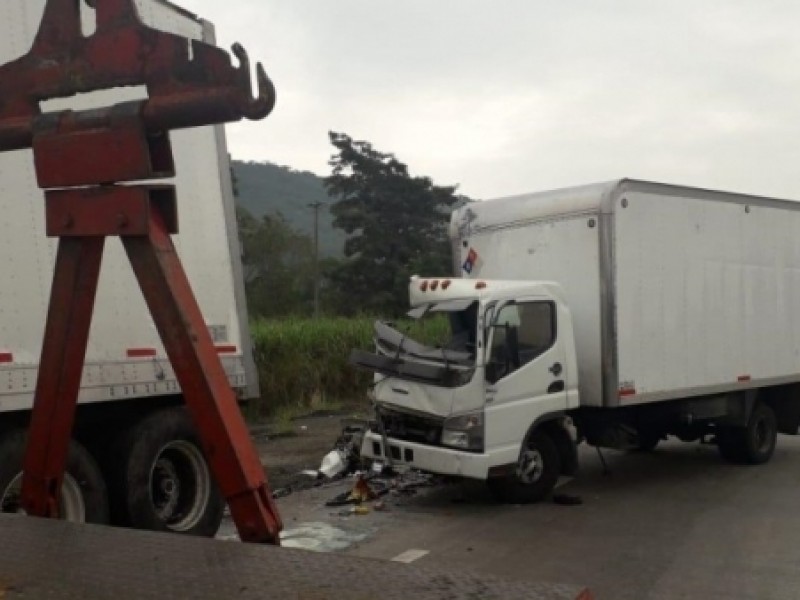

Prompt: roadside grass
xmin=247 ymin=315 xmax=449 ymax=423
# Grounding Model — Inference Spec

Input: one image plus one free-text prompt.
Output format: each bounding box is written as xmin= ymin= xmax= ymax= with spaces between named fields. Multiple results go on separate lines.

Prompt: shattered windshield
xmin=371 ymin=299 xmax=479 ymax=367
xmin=407 ymin=299 xmax=479 ymax=358
xmin=350 ymin=300 xmax=479 ymax=387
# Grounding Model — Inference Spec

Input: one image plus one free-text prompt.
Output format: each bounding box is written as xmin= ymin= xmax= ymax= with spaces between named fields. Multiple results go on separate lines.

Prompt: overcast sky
xmin=178 ymin=0 xmax=800 ymax=201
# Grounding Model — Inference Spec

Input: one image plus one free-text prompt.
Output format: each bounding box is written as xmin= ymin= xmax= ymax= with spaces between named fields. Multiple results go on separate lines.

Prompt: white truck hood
xmin=373 ymin=376 xmax=461 ymax=418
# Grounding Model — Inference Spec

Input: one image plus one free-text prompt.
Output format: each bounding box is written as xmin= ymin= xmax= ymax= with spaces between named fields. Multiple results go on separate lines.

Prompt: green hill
xmin=232 ymin=160 xmax=344 ymax=257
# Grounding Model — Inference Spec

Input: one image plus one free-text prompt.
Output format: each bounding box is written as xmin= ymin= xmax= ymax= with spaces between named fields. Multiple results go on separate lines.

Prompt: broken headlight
xmin=441 ymin=410 xmax=484 ymax=451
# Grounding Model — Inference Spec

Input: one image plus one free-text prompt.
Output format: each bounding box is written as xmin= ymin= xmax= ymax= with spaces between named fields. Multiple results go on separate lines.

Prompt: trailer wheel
xmin=0 ymin=430 xmax=108 ymax=524
xmin=742 ymin=403 xmax=777 ymax=464
xmin=717 ymin=403 xmax=777 ymax=465
xmin=488 ymin=429 xmax=561 ymax=504
xmin=110 ymin=407 xmax=224 ymax=537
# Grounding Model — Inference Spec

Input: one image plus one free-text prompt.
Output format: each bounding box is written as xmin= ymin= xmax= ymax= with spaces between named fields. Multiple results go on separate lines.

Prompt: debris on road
xmin=319 ymin=449 xmax=348 ymax=478
xmin=279 ymin=522 xmax=368 ymax=552
xmin=272 ymin=487 xmax=292 ymax=499
xmin=303 ymin=418 xmax=372 ymax=482
xmin=325 ymin=475 xmax=388 ymax=507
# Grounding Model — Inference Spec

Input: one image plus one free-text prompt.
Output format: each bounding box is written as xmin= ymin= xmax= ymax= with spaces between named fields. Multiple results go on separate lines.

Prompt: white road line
xmin=391 ymin=549 xmax=430 ymax=563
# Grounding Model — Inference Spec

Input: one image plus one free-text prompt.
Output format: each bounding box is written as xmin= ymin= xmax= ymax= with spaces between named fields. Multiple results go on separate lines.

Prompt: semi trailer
xmin=0 ymin=0 xmax=256 ymax=535
xmin=356 ymin=178 xmax=800 ymax=502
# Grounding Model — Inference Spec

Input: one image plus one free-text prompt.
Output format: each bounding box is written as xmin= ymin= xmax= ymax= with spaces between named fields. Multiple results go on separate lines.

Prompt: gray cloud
xmin=180 ymin=0 xmax=800 ymax=200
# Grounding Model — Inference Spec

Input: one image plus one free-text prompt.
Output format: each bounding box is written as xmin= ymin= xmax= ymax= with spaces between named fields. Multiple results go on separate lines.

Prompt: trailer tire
xmin=717 ymin=403 xmax=778 ymax=465
xmin=0 ymin=430 xmax=108 ymax=524
xmin=110 ymin=407 xmax=224 ymax=537
xmin=488 ymin=429 xmax=561 ymax=504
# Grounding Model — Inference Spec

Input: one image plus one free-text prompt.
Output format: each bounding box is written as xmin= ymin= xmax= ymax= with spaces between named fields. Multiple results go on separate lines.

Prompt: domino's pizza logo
xmin=462 ymin=247 xmax=480 ymax=274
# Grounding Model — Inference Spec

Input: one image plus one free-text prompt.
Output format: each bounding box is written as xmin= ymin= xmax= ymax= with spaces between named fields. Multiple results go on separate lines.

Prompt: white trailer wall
xmin=614 ymin=189 xmax=800 ymax=405
xmin=0 ymin=0 xmax=255 ymax=410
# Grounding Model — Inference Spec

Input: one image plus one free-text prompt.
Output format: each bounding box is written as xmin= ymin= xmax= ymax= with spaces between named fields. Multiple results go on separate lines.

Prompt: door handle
xmin=548 ymin=380 xmax=565 ymax=394
xmin=549 ymin=362 xmax=562 ymax=376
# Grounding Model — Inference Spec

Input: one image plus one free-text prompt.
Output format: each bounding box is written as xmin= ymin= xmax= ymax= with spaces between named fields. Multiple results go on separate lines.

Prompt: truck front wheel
xmin=717 ymin=403 xmax=777 ymax=465
xmin=0 ymin=430 xmax=109 ymax=523
xmin=488 ymin=429 xmax=561 ymax=504
xmin=109 ymin=407 xmax=224 ymax=537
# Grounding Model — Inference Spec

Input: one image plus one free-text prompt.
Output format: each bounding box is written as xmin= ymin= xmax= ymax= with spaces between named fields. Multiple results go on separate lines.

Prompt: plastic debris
xmin=319 ymin=449 xmax=348 ymax=479
xmin=272 ymin=487 xmax=291 ymax=499
xmin=325 ymin=475 xmax=388 ymax=507
xmin=353 ymin=506 xmax=370 ymax=516
xmin=350 ymin=475 xmax=376 ymax=503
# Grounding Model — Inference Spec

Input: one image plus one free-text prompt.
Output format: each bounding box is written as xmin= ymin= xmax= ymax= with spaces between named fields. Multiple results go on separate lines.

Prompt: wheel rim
xmin=517 ymin=448 xmax=544 ymax=484
xmin=149 ymin=440 xmax=210 ymax=532
xmin=1 ymin=472 xmax=85 ymax=522
xmin=754 ymin=417 xmax=771 ymax=453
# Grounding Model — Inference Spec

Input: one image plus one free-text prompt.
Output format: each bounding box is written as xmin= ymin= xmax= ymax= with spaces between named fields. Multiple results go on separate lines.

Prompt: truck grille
xmin=379 ymin=408 xmax=443 ymax=446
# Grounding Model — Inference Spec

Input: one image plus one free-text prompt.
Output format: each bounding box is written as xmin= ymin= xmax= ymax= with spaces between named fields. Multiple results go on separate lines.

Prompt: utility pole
xmin=308 ymin=201 xmax=324 ymax=318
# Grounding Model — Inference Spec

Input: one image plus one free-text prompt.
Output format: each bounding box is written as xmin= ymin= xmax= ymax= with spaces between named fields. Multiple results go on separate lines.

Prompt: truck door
xmin=484 ymin=298 xmax=568 ymax=452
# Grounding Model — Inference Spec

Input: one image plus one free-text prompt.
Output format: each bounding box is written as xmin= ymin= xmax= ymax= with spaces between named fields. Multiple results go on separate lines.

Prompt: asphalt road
xmin=257 ymin=435 xmax=800 ymax=600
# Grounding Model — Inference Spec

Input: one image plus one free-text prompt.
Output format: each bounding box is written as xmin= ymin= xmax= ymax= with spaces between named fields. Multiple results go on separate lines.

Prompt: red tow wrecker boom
xmin=0 ymin=0 xmax=281 ymax=544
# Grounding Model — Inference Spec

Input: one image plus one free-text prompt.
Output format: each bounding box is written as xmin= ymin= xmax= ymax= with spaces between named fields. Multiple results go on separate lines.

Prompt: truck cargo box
xmin=450 ymin=179 xmax=800 ymax=408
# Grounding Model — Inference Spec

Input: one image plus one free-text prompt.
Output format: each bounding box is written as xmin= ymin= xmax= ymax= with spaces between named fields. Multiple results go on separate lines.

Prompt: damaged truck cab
xmin=356 ymin=277 xmax=581 ymax=503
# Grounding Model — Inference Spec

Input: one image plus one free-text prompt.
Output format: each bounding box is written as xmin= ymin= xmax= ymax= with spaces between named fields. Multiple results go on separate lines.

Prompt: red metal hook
xmin=0 ymin=0 xmax=275 ymax=150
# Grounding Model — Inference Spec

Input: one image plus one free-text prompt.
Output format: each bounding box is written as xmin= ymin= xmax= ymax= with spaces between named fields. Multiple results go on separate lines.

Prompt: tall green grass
xmin=248 ymin=316 xmax=449 ymax=420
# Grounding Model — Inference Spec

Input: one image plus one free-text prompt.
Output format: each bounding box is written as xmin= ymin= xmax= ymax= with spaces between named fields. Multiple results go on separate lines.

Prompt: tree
xmin=324 ymin=132 xmax=466 ymax=316
xmin=237 ymin=206 xmax=315 ymax=318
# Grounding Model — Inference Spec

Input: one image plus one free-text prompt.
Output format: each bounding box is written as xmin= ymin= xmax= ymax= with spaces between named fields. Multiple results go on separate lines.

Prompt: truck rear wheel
xmin=109 ymin=407 xmax=224 ymax=537
xmin=0 ymin=430 xmax=108 ymax=523
xmin=717 ymin=403 xmax=777 ymax=465
xmin=488 ymin=429 xmax=561 ymax=504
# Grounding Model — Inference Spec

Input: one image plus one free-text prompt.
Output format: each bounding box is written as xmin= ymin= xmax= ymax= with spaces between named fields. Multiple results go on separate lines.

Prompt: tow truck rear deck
xmin=0 ymin=514 xmax=591 ymax=599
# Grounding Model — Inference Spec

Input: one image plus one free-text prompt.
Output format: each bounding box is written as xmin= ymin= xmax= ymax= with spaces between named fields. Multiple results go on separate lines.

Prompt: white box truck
xmin=356 ymin=179 xmax=800 ymax=502
xmin=0 ymin=0 xmax=256 ymax=535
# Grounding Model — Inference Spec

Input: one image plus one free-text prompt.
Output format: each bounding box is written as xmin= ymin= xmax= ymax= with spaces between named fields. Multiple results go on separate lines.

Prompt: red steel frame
xmin=0 ymin=0 xmax=282 ymax=543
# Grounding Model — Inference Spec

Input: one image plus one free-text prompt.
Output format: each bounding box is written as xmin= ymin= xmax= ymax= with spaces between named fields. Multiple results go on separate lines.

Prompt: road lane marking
xmin=392 ymin=549 xmax=430 ymax=563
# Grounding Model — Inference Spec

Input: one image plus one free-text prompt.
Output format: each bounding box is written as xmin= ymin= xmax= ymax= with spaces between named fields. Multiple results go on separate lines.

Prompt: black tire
xmin=717 ymin=403 xmax=778 ymax=465
xmin=488 ymin=429 xmax=561 ymax=504
xmin=0 ymin=430 xmax=108 ymax=523
xmin=108 ymin=407 xmax=224 ymax=537
xmin=742 ymin=403 xmax=777 ymax=464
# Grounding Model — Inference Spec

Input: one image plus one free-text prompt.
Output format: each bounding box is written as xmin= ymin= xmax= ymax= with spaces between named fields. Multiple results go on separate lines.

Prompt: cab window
xmin=487 ymin=301 xmax=556 ymax=383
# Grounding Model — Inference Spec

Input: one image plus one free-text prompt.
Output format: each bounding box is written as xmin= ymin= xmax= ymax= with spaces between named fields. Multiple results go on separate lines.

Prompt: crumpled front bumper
xmin=361 ymin=430 xmax=490 ymax=479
